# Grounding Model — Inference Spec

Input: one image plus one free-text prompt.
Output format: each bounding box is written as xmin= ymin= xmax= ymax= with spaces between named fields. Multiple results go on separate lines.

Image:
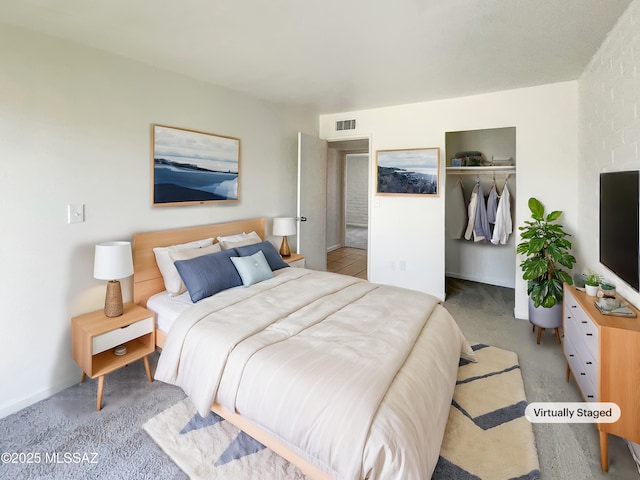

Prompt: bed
xmin=132 ymin=218 xmax=474 ymax=479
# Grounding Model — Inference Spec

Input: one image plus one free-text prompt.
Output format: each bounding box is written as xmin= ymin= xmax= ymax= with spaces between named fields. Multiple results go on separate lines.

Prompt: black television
xmin=599 ymin=170 xmax=640 ymax=291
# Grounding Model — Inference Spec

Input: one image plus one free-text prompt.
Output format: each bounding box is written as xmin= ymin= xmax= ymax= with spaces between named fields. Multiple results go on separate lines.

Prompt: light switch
xmin=68 ymin=204 xmax=84 ymax=224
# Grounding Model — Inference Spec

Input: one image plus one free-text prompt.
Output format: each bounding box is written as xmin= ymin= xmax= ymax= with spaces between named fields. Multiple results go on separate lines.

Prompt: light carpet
xmin=144 ymin=344 xmax=539 ymax=479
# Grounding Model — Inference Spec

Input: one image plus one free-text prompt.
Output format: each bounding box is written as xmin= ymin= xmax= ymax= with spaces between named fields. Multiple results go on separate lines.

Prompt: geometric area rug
xmin=432 ymin=344 xmax=540 ymax=480
xmin=144 ymin=344 xmax=540 ymax=479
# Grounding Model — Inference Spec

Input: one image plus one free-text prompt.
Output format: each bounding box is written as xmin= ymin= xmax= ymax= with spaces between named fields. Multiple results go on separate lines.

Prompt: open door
xmin=297 ymin=132 xmax=328 ymax=270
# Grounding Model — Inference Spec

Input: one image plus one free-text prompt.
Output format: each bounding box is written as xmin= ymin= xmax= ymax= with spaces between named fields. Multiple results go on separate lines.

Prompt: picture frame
xmin=376 ymin=147 xmax=440 ymax=196
xmin=152 ymin=124 xmax=240 ymax=207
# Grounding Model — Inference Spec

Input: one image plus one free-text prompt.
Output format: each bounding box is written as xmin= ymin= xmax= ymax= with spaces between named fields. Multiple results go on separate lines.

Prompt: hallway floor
xmin=327 ymin=247 xmax=367 ymax=279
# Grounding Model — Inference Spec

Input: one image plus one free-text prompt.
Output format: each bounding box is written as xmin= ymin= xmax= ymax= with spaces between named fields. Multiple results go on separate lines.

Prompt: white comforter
xmin=155 ymin=268 xmax=473 ymax=479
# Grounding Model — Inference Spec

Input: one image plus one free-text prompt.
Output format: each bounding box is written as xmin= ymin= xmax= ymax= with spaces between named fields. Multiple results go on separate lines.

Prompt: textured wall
xmin=579 ymin=0 xmax=640 ymax=308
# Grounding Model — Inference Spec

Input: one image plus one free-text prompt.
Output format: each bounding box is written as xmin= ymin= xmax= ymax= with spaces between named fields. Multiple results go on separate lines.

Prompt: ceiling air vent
xmin=336 ymin=119 xmax=356 ymax=131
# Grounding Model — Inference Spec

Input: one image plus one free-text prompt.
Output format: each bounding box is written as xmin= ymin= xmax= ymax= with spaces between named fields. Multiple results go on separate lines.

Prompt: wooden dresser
xmin=563 ymin=284 xmax=640 ymax=472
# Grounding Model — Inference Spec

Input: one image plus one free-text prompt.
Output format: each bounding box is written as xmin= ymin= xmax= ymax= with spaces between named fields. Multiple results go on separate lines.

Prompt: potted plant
xmin=517 ymin=198 xmax=576 ymax=342
xmin=600 ymin=281 xmax=616 ymax=298
xmin=584 ymin=272 xmax=601 ymax=297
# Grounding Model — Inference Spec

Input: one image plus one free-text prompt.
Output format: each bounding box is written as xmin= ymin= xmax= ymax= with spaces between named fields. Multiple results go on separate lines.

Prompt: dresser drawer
xmin=565 ymin=299 xmax=599 ymax=360
xmin=575 ymin=369 xmax=598 ymax=402
xmin=564 ymin=334 xmax=598 ymax=401
xmin=564 ymin=313 xmax=595 ymax=361
xmin=572 ymin=306 xmax=599 ymax=359
xmin=92 ymin=317 xmax=154 ymax=355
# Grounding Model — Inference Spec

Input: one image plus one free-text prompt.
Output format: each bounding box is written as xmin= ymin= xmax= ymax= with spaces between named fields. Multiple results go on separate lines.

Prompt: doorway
xmin=326 ymin=140 xmax=369 ymax=279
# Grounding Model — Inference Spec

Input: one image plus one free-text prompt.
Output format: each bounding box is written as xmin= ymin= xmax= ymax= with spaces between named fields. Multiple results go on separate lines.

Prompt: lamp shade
xmin=272 ymin=217 xmax=296 ymax=236
xmin=94 ymin=241 xmax=134 ymax=280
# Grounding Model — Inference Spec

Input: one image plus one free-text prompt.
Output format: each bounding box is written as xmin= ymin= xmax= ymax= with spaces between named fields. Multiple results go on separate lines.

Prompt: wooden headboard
xmin=132 ymin=218 xmax=265 ymax=306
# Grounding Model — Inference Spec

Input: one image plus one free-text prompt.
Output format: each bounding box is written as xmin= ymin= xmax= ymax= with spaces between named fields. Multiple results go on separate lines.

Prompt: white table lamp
xmin=272 ymin=217 xmax=296 ymax=257
xmin=94 ymin=241 xmax=134 ymax=317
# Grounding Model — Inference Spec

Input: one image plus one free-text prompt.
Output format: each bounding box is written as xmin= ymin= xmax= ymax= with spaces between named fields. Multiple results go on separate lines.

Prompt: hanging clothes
xmin=491 ymin=183 xmax=512 ymax=245
xmin=449 ymin=179 xmax=467 ymax=239
xmin=464 ymin=183 xmax=479 ymax=240
xmin=472 ymin=182 xmax=492 ymax=242
xmin=486 ymin=182 xmax=498 ymax=224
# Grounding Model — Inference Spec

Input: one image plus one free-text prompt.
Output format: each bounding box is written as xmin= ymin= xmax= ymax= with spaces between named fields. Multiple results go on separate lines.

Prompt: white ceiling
xmin=0 ymin=0 xmax=632 ymax=113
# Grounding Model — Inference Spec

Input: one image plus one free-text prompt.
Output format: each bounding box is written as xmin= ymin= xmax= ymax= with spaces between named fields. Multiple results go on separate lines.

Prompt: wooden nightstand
xmin=71 ymin=303 xmax=155 ymax=410
xmin=283 ymin=253 xmax=305 ymax=267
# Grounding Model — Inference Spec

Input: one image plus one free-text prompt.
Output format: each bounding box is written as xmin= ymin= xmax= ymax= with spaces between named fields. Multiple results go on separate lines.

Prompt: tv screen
xmin=599 ymin=171 xmax=640 ymax=291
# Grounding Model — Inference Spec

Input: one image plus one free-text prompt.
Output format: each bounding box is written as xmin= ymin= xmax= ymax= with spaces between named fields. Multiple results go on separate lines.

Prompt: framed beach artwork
xmin=376 ymin=147 xmax=440 ymax=196
xmin=152 ymin=124 xmax=240 ymax=206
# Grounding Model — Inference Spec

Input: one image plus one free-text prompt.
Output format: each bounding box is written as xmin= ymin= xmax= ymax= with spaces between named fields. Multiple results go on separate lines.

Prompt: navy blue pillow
xmin=174 ymin=249 xmax=243 ymax=302
xmin=234 ymin=241 xmax=289 ymax=271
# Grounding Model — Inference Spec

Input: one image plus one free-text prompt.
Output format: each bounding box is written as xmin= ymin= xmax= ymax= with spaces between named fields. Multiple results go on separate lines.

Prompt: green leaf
xmin=529 ymin=237 xmax=546 ymax=253
xmin=557 ymin=270 xmax=573 ymax=285
xmin=522 ymin=257 xmax=549 ymax=280
xmin=546 ymin=210 xmax=562 ymax=222
xmin=528 ymin=197 xmax=544 ymax=220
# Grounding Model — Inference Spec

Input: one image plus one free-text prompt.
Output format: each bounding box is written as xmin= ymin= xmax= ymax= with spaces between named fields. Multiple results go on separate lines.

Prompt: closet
xmin=444 ymin=127 xmax=517 ymax=289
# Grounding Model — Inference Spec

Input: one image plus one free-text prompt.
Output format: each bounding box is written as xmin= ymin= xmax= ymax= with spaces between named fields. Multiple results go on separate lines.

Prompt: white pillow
xmin=168 ymin=243 xmax=222 ymax=295
xmin=153 ymin=238 xmax=214 ymax=295
xmin=217 ymin=231 xmax=262 ymax=250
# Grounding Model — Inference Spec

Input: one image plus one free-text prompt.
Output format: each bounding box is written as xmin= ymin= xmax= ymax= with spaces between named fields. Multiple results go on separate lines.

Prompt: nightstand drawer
xmin=93 ymin=317 xmax=154 ymax=354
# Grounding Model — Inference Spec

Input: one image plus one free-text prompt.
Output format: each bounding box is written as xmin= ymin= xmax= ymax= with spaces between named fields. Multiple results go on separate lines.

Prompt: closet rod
xmin=446 ymin=167 xmax=516 ymax=176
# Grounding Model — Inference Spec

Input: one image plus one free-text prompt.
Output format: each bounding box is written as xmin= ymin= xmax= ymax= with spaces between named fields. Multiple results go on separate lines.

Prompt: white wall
xmin=320 ymin=82 xmax=579 ymax=317
xmin=0 ymin=24 xmax=317 ymax=417
xmin=578 ymin=0 xmax=640 ymax=309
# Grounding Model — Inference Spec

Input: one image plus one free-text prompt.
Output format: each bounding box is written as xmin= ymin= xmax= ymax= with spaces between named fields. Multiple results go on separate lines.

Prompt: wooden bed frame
xmin=132 ymin=218 xmax=331 ymax=480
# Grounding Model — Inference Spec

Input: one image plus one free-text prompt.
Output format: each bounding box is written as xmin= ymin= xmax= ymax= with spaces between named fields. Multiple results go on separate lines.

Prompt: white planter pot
xmin=585 ymin=284 xmax=600 ymax=297
xmin=528 ymin=298 xmax=562 ymax=329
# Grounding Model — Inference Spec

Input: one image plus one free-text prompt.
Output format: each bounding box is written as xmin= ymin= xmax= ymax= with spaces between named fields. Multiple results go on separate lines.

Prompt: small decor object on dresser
xmin=152 ymin=124 xmax=240 ymax=207
xmin=594 ymin=297 xmax=636 ymax=317
xmin=584 ymin=271 xmax=601 ymax=297
xmin=599 ymin=282 xmax=616 ymax=298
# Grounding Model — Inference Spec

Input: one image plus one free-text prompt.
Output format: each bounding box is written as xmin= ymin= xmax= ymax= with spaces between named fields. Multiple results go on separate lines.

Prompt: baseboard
xmin=327 ymin=244 xmax=342 ymax=252
xmin=514 ymin=305 xmax=528 ymax=321
xmin=0 ymin=374 xmax=78 ymax=419
xmin=446 ymin=272 xmax=515 ymax=289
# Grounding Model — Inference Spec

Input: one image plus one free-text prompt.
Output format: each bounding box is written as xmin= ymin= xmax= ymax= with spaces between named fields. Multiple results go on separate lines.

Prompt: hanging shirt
xmin=491 ymin=184 xmax=512 ymax=245
xmin=449 ymin=180 xmax=467 ymax=239
xmin=486 ymin=183 xmax=498 ymax=224
xmin=473 ymin=183 xmax=491 ymax=242
xmin=464 ymin=183 xmax=479 ymax=241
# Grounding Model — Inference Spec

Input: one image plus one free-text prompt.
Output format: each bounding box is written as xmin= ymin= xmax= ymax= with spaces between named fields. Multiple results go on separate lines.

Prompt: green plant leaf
xmin=528 ymin=197 xmax=544 ymax=220
xmin=529 ymin=237 xmax=546 ymax=253
xmin=557 ymin=270 xmax=573 ymax=285
xmin=546 ymin=210 xmax=562 ymax=222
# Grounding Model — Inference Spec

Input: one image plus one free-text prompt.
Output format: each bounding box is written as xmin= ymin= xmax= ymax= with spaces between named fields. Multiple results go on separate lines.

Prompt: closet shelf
xmin=446 ymin=166 xmax=516 ymax=175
